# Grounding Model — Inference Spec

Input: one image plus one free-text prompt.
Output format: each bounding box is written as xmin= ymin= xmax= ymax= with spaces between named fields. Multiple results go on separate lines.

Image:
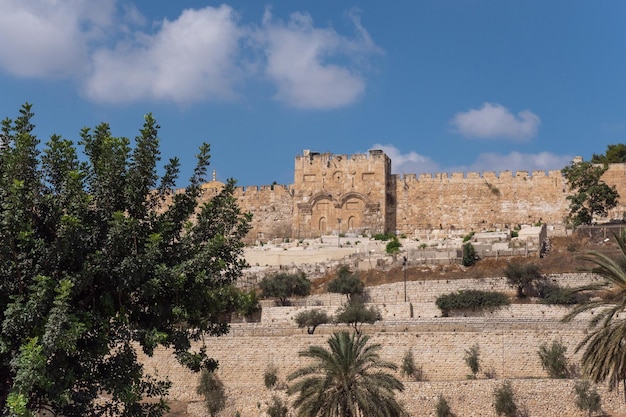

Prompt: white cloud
xmin=450 ymin=103 xmax=541 ymax=142
xmin=85 ymin=5 xmax=243 ymax=103
xmin=370 ymin=144 xmax=441 ymax=175
xmin=260 ymin=9 xmax=382 ymax=109
xmin=0 ymin=0 xmax=116 ymax=78
xmin=465 ymin=151 xmax=573 ymax=173
xmin=371 ymin=144 xmax=572 ymax=176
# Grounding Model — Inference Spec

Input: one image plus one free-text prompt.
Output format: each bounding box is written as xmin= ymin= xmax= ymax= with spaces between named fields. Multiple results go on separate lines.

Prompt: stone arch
xmin=347 ymin=216 xmax=356 ymax=231
xmin=319 ymin=217 xmax=327 ymax=231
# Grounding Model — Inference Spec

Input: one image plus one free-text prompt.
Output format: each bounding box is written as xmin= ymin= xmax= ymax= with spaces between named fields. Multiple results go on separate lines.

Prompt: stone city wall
xmin=225 ymin=151 xmax=626 ymax=241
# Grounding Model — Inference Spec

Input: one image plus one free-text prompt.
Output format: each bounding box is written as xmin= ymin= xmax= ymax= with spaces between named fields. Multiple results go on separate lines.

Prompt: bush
xmin=573 ymin=380 xmax=602 ymax=417
xmin=436 ymin=394 xmax=454 ymax=417
xmin=538 ymin=340 xmax=569 ymax=378
xmin=435 ymin=290 xmax=510 ymax=317
xmin=294 ymin=309 xmax=330 ymax=334
xmin=385 ymin=237 xmax=402 ymax=254
xmin=196 ymin=370 xmax=226 ymax=417
xmin=464 ymin=344 xmax=481 ymax=379
xmin=401 ymin=349 xmax=423 ymax=381
xmin=538 ymin=282 xmax=583 ymax=305
xmin=462 ymin=242 xmax=478 ymax=266
xmin=373 ymin=233 xmax=395 ymax=241
xmin=462 ymin=231 xmax=475 ymax=243
xmin=266 ymin=395 xmax=288 ymax=417
xmin=264 ymin=364 xmax=279 ymax=389
xmin=494 ymin=381 xmax=517 ymax=417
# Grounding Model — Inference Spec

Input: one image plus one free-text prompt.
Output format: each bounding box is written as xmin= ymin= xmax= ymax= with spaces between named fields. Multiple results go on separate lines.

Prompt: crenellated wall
xmin=201 ymin=151 xmax=626 ymax=242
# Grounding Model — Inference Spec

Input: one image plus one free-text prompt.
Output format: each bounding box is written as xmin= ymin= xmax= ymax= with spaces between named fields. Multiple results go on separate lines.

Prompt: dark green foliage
xmin=372 ymin=233 xmax=395 ymax=241
xmin=538 ymin=282 xmax=584 ymax=305
xmin=504 ymin=262 xmax=543 ymax=298
xmin=494 ymin=381 xmax=517 ymax=417
xmin=573 ymin=380 xmax=602 ymax=417
xmin=235 ymin=288 xmax=261 ymax=317
xmin=591 ymin=143 xmax=626 ymax=164
xmin=400 ymin=349 xmax=423 ymax=381
xmin=562 ymin=160 xmax=619 ymax=226
xmin=334 ymin=299 xmax=382 ymax=335
xmin=287 ymin=331 xmax=407 ymax=417
xmin=259 ymin=273 xmax=311 ymax=306
xmin=326 ymin=266 xmax=365 ymax=301
xmin=385 ymin=237 xmax=402 ymax=254
xmin=295 ymin=309 xmax=330 ymax=334
xmin=266 ymin=395 xmax=288 ymax=417
xmin=0 ymin=105 xmax=251 ymax=416
xmin=538 ymin=340 xmax=570 ymax=378
xmin=462 ymin=231 xmax=475 ymax=242
xmin=264 ymin=364 xmax=279 ymax=389
xmin=196 ymin=371 xmax=226 ymax=417
xmin=462 ymin=243 xmax=478 ymax=266
xmin=464 ymin=344 xmax=481 ymax=379
xmin=435 ymin=290 xmax=510 ymax=316
xmin=436 ymin=394 xmax=454 ymax=417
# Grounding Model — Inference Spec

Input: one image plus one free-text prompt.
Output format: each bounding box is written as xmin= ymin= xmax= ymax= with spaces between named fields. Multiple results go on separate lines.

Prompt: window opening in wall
xmin=319 ymin=217 xmax=327 ymax=231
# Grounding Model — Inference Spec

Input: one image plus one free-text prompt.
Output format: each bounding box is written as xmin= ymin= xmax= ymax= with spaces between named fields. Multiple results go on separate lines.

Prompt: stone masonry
xmin=209 ymin=150 xmax=626 ymax=243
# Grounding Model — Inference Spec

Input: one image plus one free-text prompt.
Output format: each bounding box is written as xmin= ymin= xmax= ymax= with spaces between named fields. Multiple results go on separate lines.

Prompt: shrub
xmin=462 ymin=242 xmax=478 ymax=266
xmin=510 ymin=230 xmax=519 ymax=238
xmin=266 ymin=395 xmax=288 ymax=417
xmin=538 ymin=340 xmax=569 ymax=378
xmin=264 ymin=364 xmax=279 ymax=389
xmin=385 ymin=237 xmax=402 ymax=254
xmin=462 ymin=231 xmax=475 ymax=242
xmin=573 ymin=380 xmax=602 ymax=417
xmin=196 ymin=370 xmax=226 ymax=417
xmin=294 ymin=309 xmax=330 ymax=334
xmin=436 ymin=394 xmax=454 ymax=417
xmin=494 ymin=381 xmax=517 ymax=417
xmin=435 ymin=290 xmax=510 ymax=317
xmin=334 ymin=299 xmax=381 ymax=335
xmin=464 ymin=344 xmax=481 ymax=379
xmin=373 ymin=233 xmax=395 ymax=241
xmin=538 ymin=282 xmax=582 ymax=305
xmin=401 ymin=349 xmax=423 ymax=381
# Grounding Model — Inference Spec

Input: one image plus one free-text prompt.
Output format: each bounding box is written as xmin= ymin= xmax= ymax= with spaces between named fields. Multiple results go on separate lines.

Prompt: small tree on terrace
xmin=295 ymin=309 xmax=330 ymax=334
xmin=562 ymin=159 xmax=619 ymax=227
xmin=334 ymin=298 xmax=382 ymax=335
xmin=504 ymin=261 xmax=543 ymax=298
xmin=327 ymin=265 xmax=365 ymax=301
xmin=259 ymin=272 xmax=311 ymax=306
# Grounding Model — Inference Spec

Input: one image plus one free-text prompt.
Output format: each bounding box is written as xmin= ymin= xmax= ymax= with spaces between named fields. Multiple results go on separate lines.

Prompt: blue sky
xmin=1 ymin=1 xmax=625 ymax=186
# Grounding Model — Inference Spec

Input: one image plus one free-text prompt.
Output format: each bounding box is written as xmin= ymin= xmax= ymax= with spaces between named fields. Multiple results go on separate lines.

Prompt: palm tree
xmin=287 ymin=331 xmax=407 ymax=417
xmin=563 ymin=233 xmax=626 ymax=400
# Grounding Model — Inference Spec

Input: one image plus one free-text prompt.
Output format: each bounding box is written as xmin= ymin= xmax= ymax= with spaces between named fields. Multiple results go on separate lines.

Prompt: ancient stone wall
xmin=214 ymin=152 xmax=626 ymax=241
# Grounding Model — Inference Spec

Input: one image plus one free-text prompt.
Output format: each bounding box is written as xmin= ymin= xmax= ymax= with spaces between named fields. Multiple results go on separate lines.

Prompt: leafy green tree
xmin=464 ymin=344 xmax=481 ymax=379
xmin=538 ymin=340 xmax=569 ymax=378
xmin=591 ymin=143 xmax=626 ymax=164
xmin=259 ymin=272 xmax=311 ymax=306
xmin=435 ymin=290 xmax=510 ymax=317
xmin=573 ymin=380 xmax=602 ymax=417
xmin=196 ymin=370 xmax=227 ymax=417
xmin=287 ymin=331 xmax=407 ymax=417
xmin=334 ymin=299 xmax=382 ymax=335
xmin=326 ymin=265 xmax=365 ymax=301
xmin=0 ymin=104 xmax=251 ymax=416
xmin=295 ymin=309 xmax=330 ymax=334
xmin=504 ymin=262 xmax=543 ymax=298
xmin=563 ymin=233 xmax=626 ymax=400
xmin=562 ymin=160 xmax=619 ymax=226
